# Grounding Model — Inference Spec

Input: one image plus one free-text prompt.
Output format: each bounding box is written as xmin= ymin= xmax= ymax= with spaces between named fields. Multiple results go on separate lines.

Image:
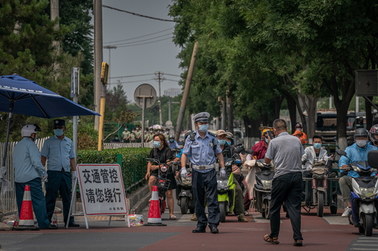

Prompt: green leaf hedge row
xmin=77 ymin=148 xmax=151 ymax=192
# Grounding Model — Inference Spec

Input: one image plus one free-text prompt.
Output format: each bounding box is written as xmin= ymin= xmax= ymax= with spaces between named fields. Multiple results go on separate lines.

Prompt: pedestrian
xmin=13 ymin=124 xmax=56 ymax=229
xmin=41 ymin=119 xmax=79 ymax=228
xmin=263 ymin=119 xmax=304 ymax=246
xmin=181 ymin=112 xmax=225 ymax=234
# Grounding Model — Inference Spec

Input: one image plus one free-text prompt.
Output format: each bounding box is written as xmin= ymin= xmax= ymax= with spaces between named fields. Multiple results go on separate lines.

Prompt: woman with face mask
xmin=146 ymin=133 xmax=177 ymax=219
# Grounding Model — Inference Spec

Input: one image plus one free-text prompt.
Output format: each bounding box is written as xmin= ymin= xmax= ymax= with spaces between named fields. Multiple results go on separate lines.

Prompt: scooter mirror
xmin=368 ymin=150 xmax=378 ymax=168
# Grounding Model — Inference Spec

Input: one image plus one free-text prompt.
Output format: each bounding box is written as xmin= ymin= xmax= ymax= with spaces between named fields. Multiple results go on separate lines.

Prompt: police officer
xmin=13 ymin=124 xmax=56 ymax=229
xmin=41 ymin=119 xmax=79 ymax=228
xmin=181 ymin=112 xmax=225 ymax=234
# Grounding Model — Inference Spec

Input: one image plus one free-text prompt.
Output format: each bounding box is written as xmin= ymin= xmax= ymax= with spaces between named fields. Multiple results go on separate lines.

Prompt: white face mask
xmin=356 ymin=140 xmax=368 ymax=148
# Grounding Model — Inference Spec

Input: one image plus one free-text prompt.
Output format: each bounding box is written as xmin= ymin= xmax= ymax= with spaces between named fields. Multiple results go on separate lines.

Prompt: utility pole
xmin=94 ymin=0 xmax=103 ymax=130
xmin=175 ymin=41 xmax=199 ymax=141
xmin=155 ymin=71 xmax=164 ymax=125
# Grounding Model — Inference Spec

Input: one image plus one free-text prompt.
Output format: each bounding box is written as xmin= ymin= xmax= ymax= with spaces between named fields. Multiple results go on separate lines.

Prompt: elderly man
xmin=42 ymin=119 xmax=79 ymax=228
xmin=181 ymin=112 xmax=225 ymax=234
xmin=264 ymin=119 xmax=304 ymax=246
xmin=13 ymin=124 xmax=56 ymax=229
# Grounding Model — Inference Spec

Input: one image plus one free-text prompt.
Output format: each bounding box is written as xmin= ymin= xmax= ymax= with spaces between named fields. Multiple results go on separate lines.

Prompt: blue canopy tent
xmin=0 ymin=75 xmax=99 ymax=189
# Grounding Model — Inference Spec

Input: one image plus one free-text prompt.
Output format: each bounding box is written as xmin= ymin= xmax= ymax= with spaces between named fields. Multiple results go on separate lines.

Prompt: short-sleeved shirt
xmin=182 ymin=131 xmax=222 ymax=173
xmin=265 ymin=132 xmax=303 ymax=179
xmin=13 ymin=137 xmax=46 ymax=183
xmin=41 ymin=136 xmax=75 ymax=172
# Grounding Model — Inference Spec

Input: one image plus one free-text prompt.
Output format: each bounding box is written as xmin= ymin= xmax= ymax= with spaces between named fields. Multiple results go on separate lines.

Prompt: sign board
xmin=77 ymin=164 xmax=127 ymax=215
xmin=355 ymin=70 xmax=378 ymax=96
xmin=134 ymin=83 xmax=157 ymax=108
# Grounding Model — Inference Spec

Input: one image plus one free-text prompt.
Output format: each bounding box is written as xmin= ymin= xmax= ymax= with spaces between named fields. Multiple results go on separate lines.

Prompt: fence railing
xmin=0 ymin=137 xmax=47 ymax=216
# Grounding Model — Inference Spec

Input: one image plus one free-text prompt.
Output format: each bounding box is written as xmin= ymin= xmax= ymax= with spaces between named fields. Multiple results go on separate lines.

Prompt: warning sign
xmin=77 ymin=164 xmax=127 ymax=215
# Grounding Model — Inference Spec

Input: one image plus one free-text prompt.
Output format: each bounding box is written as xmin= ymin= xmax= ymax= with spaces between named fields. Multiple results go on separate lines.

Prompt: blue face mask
xmin=218 ymin=139 xmax=226 ymax=145
xmin=153 ymin=141 xmax=161 ymax=148
xmin=313 ymin=143 xmax=322 ymax=149
xmin=198 ymin=124 xmax=208 ymax=132
xmin=53 ymin=129 xmax=64 ymax=137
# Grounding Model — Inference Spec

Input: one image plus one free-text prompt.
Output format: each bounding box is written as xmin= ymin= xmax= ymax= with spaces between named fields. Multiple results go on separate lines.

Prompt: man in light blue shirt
xmin=338 ymin=128 xmax=378 ymax=216
xmin=181 ymin=112 xmax=225 ymax=234
xmin=13 ymin=124 xmax=54 ymax=229
xmin=42 ymin=119 xmax=79 ymax=228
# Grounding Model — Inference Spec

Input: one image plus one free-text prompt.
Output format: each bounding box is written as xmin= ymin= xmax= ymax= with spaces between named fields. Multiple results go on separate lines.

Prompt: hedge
xmin=77 ymin=147 xmax=151 ymax=192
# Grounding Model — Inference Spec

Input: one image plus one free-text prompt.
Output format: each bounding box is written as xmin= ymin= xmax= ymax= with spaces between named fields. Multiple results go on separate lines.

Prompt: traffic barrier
xmin=13 ymin=185 xmax=38 ymax=230
xmin=144 ymin=186 xmax=166 ymax=226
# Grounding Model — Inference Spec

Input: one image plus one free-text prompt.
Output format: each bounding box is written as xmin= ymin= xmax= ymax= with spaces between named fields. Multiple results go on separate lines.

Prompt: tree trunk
xmin=286 ymin=94 xmax=297 ymax=133
xmin=226 ymin=91 xmax=234 ymax=133
xmin=306 ymin=95 xmax=318 ymax=141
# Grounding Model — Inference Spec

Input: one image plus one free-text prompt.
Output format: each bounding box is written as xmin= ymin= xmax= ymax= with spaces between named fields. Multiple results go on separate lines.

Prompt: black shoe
xmin=192 ymin=226 xmax=206 ymax=233
xmin=209 ymin=225 xmax=219 ymax=234
xmin=293 ymin=240 xmax=303 ymax=246
xmin=68 ymin=223 xmax=80 ymax=228
xmin=47 ymin=224 xmax=58 ymax=229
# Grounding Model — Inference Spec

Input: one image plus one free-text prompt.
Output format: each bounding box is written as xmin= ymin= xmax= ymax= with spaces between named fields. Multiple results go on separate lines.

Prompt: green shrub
xmin=77 ymin=147 xmax=151 ymax=192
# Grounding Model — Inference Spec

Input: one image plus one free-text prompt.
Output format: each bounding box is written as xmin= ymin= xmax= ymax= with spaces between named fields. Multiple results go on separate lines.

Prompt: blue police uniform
xmin=182 ymin=112 xmax=222 ymax=231
xmin=42 ymin=123 xmax=76 ymax=226
xmin=13 ymin=137 xmax=50 ymax=228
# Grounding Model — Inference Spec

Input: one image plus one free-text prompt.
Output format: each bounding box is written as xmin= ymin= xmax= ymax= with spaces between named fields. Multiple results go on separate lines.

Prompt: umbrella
xmin=0 ymin=75 xmax=99 ymax=191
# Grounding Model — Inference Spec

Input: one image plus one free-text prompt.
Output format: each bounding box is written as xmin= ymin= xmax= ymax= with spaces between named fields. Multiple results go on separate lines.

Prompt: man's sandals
xmin=263 ymin=234 xmax=280 ymax=244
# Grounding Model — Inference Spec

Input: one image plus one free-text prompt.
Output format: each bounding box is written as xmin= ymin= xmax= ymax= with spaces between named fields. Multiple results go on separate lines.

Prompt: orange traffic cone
xmin=144 ymin=186 xmax=166 ymax=226
xmin=13 ymin=185 xmax=38 ymax=230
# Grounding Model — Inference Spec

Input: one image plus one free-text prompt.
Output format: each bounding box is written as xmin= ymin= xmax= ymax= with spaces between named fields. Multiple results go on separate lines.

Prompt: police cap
xmin=193 ymin=112 xmax=210 ymax=123
xmin=53 ymin=119 xmax=65 ymax=128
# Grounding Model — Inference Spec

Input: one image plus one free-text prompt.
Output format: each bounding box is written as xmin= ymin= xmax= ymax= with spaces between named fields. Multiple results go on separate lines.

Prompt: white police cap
xmin=194 ymin=112 xmax=210 ymax=123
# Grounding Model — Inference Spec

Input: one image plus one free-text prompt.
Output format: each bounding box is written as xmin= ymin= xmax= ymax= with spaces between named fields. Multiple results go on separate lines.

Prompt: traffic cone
xmin=144 ymin=186 xmax=166 ymax=226
xmin=13 ymin=185 xmax=38 ymax=230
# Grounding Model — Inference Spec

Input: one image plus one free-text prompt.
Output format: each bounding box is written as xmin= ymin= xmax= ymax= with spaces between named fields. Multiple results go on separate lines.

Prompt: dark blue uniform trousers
xmin=269 ymin=172 xmax=303 ymax=241
xmin=15 ymin=178 xmax=50 ymax=228
xmin=192 ymin=168 xmax=220 ymax=227
xmin=45 ymin=170 xmax=74 ymax=225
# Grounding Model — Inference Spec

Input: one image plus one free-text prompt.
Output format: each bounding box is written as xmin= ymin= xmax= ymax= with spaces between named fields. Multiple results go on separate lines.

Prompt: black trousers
xmin=192 ymin=169 xmax=219 ymax=227
xmin=45 ymin=171 xmax=74 ymax=225
xmin=270 ymin=172 xmax=303 ymax=241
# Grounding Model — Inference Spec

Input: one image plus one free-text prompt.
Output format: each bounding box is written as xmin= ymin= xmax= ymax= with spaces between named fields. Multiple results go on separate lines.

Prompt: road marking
xmin=349 ymin=236 xmax=378 ymax=251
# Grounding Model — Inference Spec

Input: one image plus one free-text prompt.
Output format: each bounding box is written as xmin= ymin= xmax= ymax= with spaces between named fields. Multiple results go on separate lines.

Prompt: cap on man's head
xmin=216 ymin=129 xmax=227 ymax=137
xmin=54 ymin=119 xmax=65 ymax=128
xmin=226 ymin=132 xmax=234 ymax=139
xmin=194 ymin=112 xmax=210 ymax=123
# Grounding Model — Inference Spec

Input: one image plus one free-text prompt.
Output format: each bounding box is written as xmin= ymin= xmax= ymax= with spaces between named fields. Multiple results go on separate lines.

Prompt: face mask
xmin=313 ymin=143 xmax=322 ymax=149
xmin=218 ymin=139 xmax=226 ymax=145
xmin=356 ymin=140 xmax=368 ymax=148
xmin=153 ymin=141 xmax=161 ymax=148
xmin=198 ymin=124 xmax=208 ymax=132
xmin=169 ymin=139 xmax=174 ymax=143
xmin=225 ymin=140 xmax=231 ymax=146
xmin=264 ymin=138 xmax=269 ymax=144
xmin=53 ymin=129 xmax=64 ymax=137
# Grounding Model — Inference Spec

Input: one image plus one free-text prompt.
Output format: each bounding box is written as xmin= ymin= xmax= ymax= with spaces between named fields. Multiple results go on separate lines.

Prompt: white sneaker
xmin=341 ymin=207 xmax=352 ymax=217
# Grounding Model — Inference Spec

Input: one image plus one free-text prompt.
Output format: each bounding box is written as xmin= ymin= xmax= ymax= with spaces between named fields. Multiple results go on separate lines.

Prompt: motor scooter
xmin=176 ymin=166 xmax=194 ymax=214
xmin=146 ymin=158 xmax=172 ymax=214
xmin=253 ymin=160 xmax=274 ymax=219
xmin=217 ymin=158 xmax=239 ymax=222
xmin=302 ymin=160 xmax=339 ymax=216
xmin=337 ymin=150 xmax=378 ymax=236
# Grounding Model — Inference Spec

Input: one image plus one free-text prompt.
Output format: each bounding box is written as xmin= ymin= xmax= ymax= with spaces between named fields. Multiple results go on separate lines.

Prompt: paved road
xmin=1 ymin=204 xmax=372 ymax=251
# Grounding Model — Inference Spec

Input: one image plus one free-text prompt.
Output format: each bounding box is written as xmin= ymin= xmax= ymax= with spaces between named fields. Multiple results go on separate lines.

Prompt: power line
xmin=110 ymin=73 xmax=155 ymax=79
xmin=108 ymin=79 xmax=155 ymax=85
xmin=104 ymin=28 xmax=173 ymax=45
xmin=117 ymin=37 xmax=173 ymax=48
xmin=164 ymin=73 xmax=181 ymax=77
xmin=103 ymin=5 xmax=175 ymax=22
xmin=109 ymin=33 xmax=172 ymax=47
